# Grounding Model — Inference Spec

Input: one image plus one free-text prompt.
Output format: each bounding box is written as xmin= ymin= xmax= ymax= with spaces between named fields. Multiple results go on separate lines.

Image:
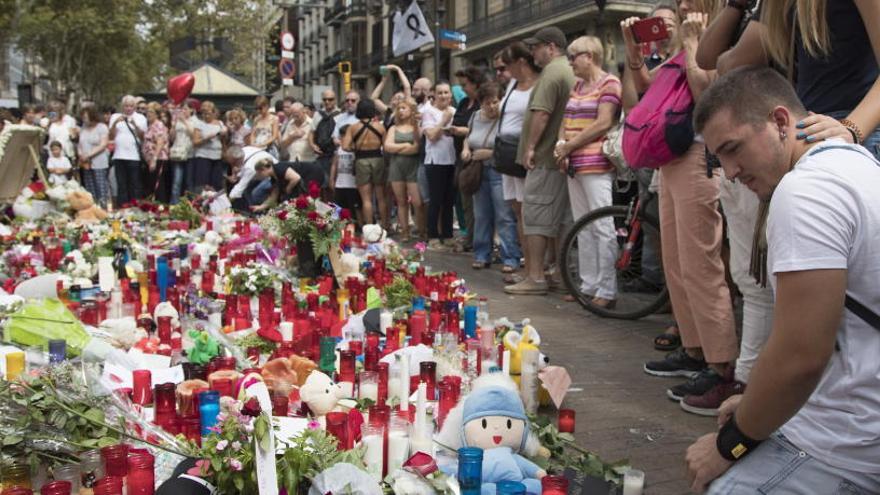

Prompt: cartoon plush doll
xmin=298 ymin=370 xmax=347 ymax=425
xmin=439 ymin=374 xmax=547 ymax=494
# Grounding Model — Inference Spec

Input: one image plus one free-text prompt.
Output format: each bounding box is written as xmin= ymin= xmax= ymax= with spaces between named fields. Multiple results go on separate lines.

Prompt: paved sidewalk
xmin=426 ymin=251 xmax=715 ymax=494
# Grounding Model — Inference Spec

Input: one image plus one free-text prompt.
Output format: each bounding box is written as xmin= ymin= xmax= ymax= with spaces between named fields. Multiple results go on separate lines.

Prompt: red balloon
xmin=167 ymin=73 xmax=195 ymax=104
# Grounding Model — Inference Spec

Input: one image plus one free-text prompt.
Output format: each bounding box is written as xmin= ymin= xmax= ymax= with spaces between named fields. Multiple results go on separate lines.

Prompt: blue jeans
xmin=250 ymin=178 xmax=273 ymax=206
xmin=825 ymin=110 xmax=880 ymax=161
xmin=708 ymin=433 xmax=880 ymax=494
xmin=170 ymin=160 xmax=187 ymax=204
xmin=473 ymin=164 xmax=522 ymax=267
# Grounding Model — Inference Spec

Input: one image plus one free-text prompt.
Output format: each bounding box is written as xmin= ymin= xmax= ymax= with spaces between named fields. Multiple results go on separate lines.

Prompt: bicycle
xmin=560 ymin=190 xmax=669 ymax=320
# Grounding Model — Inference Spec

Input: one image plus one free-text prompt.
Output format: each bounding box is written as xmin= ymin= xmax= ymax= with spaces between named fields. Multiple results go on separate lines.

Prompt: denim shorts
xmin=707 ymin=433 xmax=880 ymax=494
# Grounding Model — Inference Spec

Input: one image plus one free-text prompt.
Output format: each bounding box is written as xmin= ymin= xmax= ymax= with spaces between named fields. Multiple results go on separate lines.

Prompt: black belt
xmin=355 ymin=149 xmax=383 ymax=159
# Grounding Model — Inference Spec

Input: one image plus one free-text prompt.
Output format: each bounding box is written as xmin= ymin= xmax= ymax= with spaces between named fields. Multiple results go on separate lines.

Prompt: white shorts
xmin=502 ymin=174 xmax=525 ymax=202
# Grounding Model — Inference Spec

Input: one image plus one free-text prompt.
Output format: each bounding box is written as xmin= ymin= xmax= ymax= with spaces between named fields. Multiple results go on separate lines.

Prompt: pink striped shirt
xmin=562 ymin=74 xmax=621 ymax=175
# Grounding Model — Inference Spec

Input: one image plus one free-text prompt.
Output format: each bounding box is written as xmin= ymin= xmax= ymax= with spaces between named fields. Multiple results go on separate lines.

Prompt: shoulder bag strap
xmin=123 ymin=117 xmax=147 ymax=164
xmin=498 ymin=81 xmax=518 ymax=130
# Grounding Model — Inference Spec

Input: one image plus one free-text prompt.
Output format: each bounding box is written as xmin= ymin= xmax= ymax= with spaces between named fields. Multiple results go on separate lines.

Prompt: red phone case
xmin=631 ymin=17 xmax=669 ymax=44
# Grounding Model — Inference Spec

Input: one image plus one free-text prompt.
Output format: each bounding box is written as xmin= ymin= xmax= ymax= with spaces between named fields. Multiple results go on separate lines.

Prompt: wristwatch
xmin=716 ymin=415 xmax=762 ymax=461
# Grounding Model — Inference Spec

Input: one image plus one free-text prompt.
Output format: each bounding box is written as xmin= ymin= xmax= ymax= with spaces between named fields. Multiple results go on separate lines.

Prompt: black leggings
xmin=425 ymin=164 xmax=455 ymax=240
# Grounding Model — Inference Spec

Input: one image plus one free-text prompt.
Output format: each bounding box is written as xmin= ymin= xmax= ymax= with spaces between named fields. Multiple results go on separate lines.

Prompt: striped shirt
xmin=562 ymin=74 xmax=621 ymax=175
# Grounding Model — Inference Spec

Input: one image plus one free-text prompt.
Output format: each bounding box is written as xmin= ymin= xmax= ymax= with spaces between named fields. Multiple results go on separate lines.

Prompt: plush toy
xmin=328 ymin=245 xmax=364 ymax=284
xmin=261 ymin=358 xmax=299 ymax=394
xmin=503 ymin=320 xmax=551 ymax=407
xmin=187 ymin=330 xmax=220 ymax=365
xmin=299 ymin=370 xmax=346 ymax=421
xmin=361 ymin=224 xmax=396 ymax=258
xmin=67 ymin=190 xmax=108 ymax=224
xmin=436 ymin=374 xmax=550 ymax=495
xmin=289 ymin=354 xmax=318 ymax=387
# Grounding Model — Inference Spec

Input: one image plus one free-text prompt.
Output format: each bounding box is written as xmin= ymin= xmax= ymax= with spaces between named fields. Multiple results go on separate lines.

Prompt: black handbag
xmin=493 ymin=82 xmax=527 ymax=178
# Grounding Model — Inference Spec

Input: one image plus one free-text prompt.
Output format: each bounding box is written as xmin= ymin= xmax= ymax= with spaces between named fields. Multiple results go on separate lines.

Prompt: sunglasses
xmin=567 ymin=51 xmax=591 ymax=62
xmin=323 ymin=97 xmax=335 ymax=101
xmin=345 ymin=98 xmax=358 ymax=103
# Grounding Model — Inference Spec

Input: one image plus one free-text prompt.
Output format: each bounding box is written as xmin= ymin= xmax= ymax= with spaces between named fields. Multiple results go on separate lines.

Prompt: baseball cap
xmin=523 ymin=26 xmax=567 ymax=49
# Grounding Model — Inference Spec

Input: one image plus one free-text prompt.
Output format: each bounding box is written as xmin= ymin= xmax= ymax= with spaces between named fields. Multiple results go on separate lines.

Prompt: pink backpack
xmin=622 ymin=52 xmax=695 ymax=169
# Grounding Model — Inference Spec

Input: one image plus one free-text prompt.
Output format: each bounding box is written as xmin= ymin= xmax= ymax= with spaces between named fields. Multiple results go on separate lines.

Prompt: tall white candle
xmin=387 ymin=429 xmax=409 ymax=474
xmin=98 ymin=256 xmax=116 ymax=293
xmin=622 ymin=469 xmax=645 ymax=495
xmin=399 ymin=355 xmax=410 ymax=411
xmin=413 ymin=382 xmax=427 ymax=437
xmin=362 ymin=432 xmax=384 ymax=481
xmin=380 ymin=310 xmax=393 ymax=336
xmin=502 ymin=350 xmax=511 ymax=376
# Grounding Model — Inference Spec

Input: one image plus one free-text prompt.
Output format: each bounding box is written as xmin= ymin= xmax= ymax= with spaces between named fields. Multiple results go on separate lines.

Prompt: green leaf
xmin=234 ymin=476 xmax=244 ymax=491
xmin=83 ymin=408 xmax=105 ymax=424
xmin=3 ymin=435 xmax=23 ymax=446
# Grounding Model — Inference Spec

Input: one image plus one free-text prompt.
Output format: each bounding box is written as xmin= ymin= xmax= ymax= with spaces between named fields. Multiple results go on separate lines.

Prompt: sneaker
xmin=622 ymin=277 xmax=662 ymax=293
xmin=428 ymin=239 xmax=450 ymax=252
xmin=666 ymin=368 xmax=725 ymax=402
xmin=644 ymin=348 xmax=706 ymax=378
xmin=680 ymin=380 xmax=746 ymax=416
xmin=504 ymin=278 xmax=549 ymax=295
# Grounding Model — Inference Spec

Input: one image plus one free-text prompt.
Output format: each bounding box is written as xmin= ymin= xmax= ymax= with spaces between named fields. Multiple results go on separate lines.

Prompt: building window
xmin=471 ymin=0 xmax=487 ymax=21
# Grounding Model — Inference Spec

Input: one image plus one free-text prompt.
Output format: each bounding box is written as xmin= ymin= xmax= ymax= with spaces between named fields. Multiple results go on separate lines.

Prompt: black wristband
xmin=716 ymin=415 xmax=762 ymax=461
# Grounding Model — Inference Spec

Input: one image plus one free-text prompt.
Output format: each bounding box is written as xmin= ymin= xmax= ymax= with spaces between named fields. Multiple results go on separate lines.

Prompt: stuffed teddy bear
xmin=299 ymin=370 xmax=347 ymax=423
xmin=436 ymin=374 xmax=549 ymax=495
xmin=67 ymin=190 xmax=108 ymax=224
xmin=289 ymin=354 xmax=318 ymax=387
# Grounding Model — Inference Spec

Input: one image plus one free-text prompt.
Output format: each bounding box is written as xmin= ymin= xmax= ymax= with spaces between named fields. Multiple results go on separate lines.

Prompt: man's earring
xmin=780 ymin=130 xmax=787 ymax=140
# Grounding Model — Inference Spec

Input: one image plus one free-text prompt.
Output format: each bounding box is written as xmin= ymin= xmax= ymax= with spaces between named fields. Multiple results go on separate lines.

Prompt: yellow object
xmin=337 ymin=288 xmax=350 ymax=321
xmin=503 ymin=321 xmax=541 ymax=375
xmin=137 ymin=271 xmax=149 ymax=306
xmin=510 ymin=374 xmax=553 ymax=407
xmin=338 ymin=61 xmax=352 ymax=93
xmin=5 ymin=352 xmax=25 ymax=381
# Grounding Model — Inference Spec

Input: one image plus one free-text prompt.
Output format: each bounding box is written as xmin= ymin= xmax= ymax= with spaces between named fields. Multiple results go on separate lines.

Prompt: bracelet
xmin=838 ymin=118 xmax=864 ymax=144
xmin=716 ymin=415 xmax=762 ymax=462
xmin=628 ymin=61 xmax=645 ymax=71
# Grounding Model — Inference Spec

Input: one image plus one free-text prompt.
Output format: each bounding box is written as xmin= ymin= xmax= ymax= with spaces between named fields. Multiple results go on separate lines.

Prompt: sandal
xmin=563 ymin=294 xmax=576 ymax=302
xmin=654 ymin=326 xmax=681 ymax=351
xmin=591 ymin=297 xmax=617 ymax=309
xmin=501 ymin=265 xmax=516 ymax=274
xmin=472 ymin=261 xmax=490 ymax=270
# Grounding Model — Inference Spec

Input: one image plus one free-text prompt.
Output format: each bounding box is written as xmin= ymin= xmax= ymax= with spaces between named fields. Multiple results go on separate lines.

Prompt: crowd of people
xmin=1 ymin=0 xmax=879 ymax=491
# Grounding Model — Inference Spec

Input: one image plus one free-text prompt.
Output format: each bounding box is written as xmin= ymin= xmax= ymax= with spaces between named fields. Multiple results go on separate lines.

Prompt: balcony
xmin=326 ymin=0 xmax=368 ymax=26
xmin=460 ymin=0 xmax=592 ymax=44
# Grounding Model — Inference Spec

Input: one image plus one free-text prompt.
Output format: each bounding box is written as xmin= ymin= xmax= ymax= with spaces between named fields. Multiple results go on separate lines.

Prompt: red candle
xmin=157 ymin=316 xmax=172 ymax=344
xmin=419 ymin=361 xmax=437 ymax=400
xmin=541 ymin=475 xmax=570 ymax=495
xmin=326 ymin=412 xmax=349 ymax=450
xmin=409 ymin=310 xmax=426 ymax=346
xmin=132 ymin=370 xmax=153 ymax=406
xmin=558 ymin=408 xmax=576 ymax=434
xmin=377 ymin=362 xmax=389 ymax=406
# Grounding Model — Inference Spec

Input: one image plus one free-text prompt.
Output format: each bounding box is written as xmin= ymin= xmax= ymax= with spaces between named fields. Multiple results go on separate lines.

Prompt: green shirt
xmin=517 ymin=55 xmax=576 ymax=169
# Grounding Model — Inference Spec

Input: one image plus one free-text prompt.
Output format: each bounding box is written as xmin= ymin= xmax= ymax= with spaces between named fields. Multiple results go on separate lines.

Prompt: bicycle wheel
xmin=561 ymin=204 xmax=669 ymax=320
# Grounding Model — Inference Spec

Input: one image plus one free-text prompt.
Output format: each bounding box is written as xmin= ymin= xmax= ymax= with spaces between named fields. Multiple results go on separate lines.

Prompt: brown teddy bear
xmin=67 ymin=190 xmax=108 ymax=224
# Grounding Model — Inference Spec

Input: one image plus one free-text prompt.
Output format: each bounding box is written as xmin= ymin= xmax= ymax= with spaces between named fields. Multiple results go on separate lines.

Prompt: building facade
xmin=288 ymin=0 xmax=656 ymax=106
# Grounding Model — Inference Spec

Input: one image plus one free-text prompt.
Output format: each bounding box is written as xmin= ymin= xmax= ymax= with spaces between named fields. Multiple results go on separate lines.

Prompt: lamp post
xmin=431 ymin=0 xmax=446 ymax=82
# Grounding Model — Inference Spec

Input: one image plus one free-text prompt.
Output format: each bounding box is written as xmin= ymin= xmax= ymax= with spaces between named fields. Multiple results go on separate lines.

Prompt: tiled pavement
xmin=426 ymin=250 xmax=715 ymax=495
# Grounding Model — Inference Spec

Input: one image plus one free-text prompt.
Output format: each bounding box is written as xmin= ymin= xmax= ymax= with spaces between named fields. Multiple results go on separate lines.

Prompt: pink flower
xmin=414 ymin=242 xmax=427 ymax=253
xmin=307 ymin=420 xmax=321 ymax=430
xmin=187 ymin=459 xmax=212 ymax=477
xmin=215 ymin=440 xmax=229 ymax=451
xmin=228 ymin=458 xmax=243 ymax=471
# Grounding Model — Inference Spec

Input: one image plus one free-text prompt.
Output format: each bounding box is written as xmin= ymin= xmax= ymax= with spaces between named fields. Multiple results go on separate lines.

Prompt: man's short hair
xmin=694 ymin=66 xmax=807 ymax=134
xmin=225 ymin=145 xmax=244 ymax=162
xmin=283 ymin=96 xmax=297 ymax=105
xmin=454 ymin=67 xmax=487 ymax=87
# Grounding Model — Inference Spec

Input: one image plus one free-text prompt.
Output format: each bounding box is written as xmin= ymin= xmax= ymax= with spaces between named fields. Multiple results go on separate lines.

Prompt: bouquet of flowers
xmin=260 ymin=185 xmax=352 ymax=257
xmin=228 ymin=262 xmax=276 ymax=296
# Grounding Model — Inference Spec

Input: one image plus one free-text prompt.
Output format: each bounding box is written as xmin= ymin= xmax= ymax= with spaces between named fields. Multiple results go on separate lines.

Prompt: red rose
xmin=307 ymin=210 xmax=319 ymax=221
xmin=241 ymin=397 xmax=262 ymax=417
xmin=339 ymin=208 xmax=352 ymax=221
xmin=308 ymin=181 xmax=321 ymax=199
xmin=316 ymin=221 xmax=326 ymax=231
xmin=295 ymin=197 xmax=309 ymax=210
xmin=277 ymin=210 xmax=289 ymax=221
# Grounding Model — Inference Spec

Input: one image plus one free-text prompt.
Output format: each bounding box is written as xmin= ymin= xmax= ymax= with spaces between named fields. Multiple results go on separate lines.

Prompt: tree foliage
xmin=9 ymin=0 xmax=279 ymax=105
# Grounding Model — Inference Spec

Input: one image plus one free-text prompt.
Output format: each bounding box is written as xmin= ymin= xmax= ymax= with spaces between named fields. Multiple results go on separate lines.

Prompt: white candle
xmin=413 ymin=382 xmax=427 ymax=442
xmin=387 ymin=430 xmax=409 ymax=474
xmin=98 ymin=256 xmax=116 ymax=293
xmin=339 ymin=381 xmax=355 ymax=398
xmin=409 ymin=433 xmax=432 ymax=456
xmin=622 ymin=469 xmax=645 ymax=495
xmin=388 ymin=376 xmax=401 ymax=406
xmin=380 ymin=310 xmax=393 ymax=336
xmin=502 ymin=350 xmax=511 ymax=376
xmin=279 ymin=322 xmax=293 ymax=342
xmin=399 ymin=355 xmax=410 ymax=411
xmin=359 ymin=382 xmax=378 ymax=402
xmin=362 ymin=433 xmax=384 ymax=481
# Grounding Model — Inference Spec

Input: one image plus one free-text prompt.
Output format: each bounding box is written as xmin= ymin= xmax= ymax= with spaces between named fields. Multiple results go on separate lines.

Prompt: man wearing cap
xmin=505 ymin=26 xmax=576 ymax=296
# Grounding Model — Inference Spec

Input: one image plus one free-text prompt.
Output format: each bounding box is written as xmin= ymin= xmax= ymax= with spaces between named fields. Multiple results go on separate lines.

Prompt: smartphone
xmin=379 ymin=65 xmax=389 ymax=76
xmin=631 ymin=17 xmax=669 ymax=44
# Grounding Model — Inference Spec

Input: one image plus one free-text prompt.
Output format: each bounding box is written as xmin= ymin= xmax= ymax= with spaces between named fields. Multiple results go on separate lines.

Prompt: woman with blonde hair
xmin=622 ymin=0 xmax=740 ymax=412
xmin=384 ymin=97 xmax=424 ymax=241
xmin=700 ymin=0 xmax=880 ymax=157
xmin=554 ymin=35 xmax=621 ymax=308
xmin=247 ymin=95 xmax=279 ymax=156
xmin=192 ymin=100 xmax=228 ymax=192
xmin=225 ymin=108 xmax=251 ymax=148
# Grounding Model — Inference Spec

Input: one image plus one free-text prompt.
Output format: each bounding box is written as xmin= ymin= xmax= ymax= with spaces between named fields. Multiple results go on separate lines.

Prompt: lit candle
xmin=622 ymin=469 xmax=645 ymax=495
xmin=557 ymin=408 xmax=575 ymax=434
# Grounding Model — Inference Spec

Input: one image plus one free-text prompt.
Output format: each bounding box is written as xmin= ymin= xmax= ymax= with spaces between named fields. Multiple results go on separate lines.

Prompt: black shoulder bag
xmin=493 ymin=82 xmax=527 ymax=178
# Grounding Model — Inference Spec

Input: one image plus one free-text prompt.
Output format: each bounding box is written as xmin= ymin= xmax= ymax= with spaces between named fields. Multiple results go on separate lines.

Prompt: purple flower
xmin=228 ymin=458 xmax=243 ymax=471
xmin=307 ymin=420 xmax=321 ymax=430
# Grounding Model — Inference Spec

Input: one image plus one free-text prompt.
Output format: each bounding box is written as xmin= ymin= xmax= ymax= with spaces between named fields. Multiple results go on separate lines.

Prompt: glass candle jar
xmin=1 ymin=463 xmax=31 ymax=489
xmin=100 ymin=444 xmax=129 ymax=478
xmin=126 ymin=451 xmax=154 ymax=495
xmin=37 ymin=480 xmax=71 ymax=495
xmin=361 ymin=423 xmax=385 ymax=482
xmin=5 ymin=351 xmax=25 ymax=381
xmin=359 ymin=371 xmax=379 ymax=402
xmin=48 ymin=339 xmax=66 ymax=364
xmin=557 ymin=408 xmax=575 ymax=434
xmin=50 ymin=464 xmax=80 ymax=494
xmin=496 ymin=480 xmax=526 ymax=495
xmin=319 ymin=337 xmax=336 ymax=375
xmin=457 ymin=447 xmax=483 ymax=495
xmin=132 ymin=370 xmax=153 ymax=406
xmin=540 ymin=475 xmax=570 ymax=495
xmin=419 ymin=361 xmax=437 ymax=401
xmin=78 ymin=449 xmax=104 ymax=489
xmin=92 ymin=476 xmax=123 ymax=495
xmin=198 ymin=390 xmax=221 ymax=436
xmin=153 ymin=383 xmax=177 ymax=426
xmin=325 ymin=412 xmax=349 ymax=450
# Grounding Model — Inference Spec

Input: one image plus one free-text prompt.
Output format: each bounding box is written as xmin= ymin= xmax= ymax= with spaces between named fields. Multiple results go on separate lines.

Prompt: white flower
xmin=216 ymin=440 xmax=229 ymax=451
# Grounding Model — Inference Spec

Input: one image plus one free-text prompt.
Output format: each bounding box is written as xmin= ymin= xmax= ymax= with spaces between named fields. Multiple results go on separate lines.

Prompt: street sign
xmin=281 ymin=50 xmax=295 ymax=59
xmin=280 ymin=31 xmax=295 ymax=51
xmin=279 ymin=58 xmax=296 ymax=79
xmin=439 ymin=29 xmax=466 ymax=50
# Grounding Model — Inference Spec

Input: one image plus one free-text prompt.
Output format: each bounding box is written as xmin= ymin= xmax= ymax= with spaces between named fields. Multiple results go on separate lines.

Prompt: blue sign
xmin=440 ymin=29 xmax=467 ymax=43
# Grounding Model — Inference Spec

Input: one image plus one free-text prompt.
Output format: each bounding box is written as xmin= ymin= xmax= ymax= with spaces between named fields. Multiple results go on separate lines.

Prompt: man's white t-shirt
xmin=420 ymin=104 xmax=456 ymax=166
xmin=332 ymin=111 xmax=358 ymax=141
xmin=110 ymin=113 xmax=148 ymax=161
xmin=335 ymin=148 xmax=356 ymax=189
xmin=229 ymin=146 xmax=277 ymax=200
xmin=767 ymin=140 xmax=880 ymax=473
